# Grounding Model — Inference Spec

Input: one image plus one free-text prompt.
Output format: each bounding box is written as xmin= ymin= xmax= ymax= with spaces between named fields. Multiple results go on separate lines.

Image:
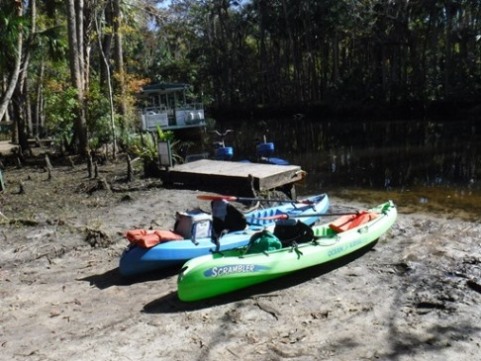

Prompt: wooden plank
xmin=162 ymin=159 xmax=305 ymax=192
xmin=27 ymin=138 xmax=53 ymax=147
xmin=0 ymin=141 xmax=18 ymax=155
xmin=170 ymin=159 xmax=300 ymax=176
xmin=257 ymin=169 xmax=305 ymax=190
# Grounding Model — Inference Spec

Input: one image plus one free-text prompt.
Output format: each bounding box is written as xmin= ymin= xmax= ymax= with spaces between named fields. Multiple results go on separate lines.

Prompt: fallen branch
xmin=466 ymin=279 xmax=481 ymax=294
xmin=8 ymin=218 xmax=40 ymax=226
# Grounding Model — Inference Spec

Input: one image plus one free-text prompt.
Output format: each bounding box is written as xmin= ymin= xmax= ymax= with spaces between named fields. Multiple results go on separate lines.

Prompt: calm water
xmin=212 ymin=118 xmax=481 ymax=218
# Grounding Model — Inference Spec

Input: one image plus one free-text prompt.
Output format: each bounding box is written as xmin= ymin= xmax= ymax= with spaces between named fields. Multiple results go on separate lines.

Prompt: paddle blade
xmin=197 ymin=194 xmax=237 ymax=201
xmin=255 ymin=214 xmax=289 ymax=220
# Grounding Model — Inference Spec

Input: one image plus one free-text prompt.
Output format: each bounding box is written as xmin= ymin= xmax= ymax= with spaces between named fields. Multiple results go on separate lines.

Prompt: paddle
xmin=255 ymin=211 xmax=361 ymax=221
xmin=197 ymin=194 xmax=315 ymax=205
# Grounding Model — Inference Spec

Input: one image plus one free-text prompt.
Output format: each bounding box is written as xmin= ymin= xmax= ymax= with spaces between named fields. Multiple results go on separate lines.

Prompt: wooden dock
xmin=160 ymin=159 xmax=306 ymax=197
xmin=0 ymin=141 xmax=18 ymax=155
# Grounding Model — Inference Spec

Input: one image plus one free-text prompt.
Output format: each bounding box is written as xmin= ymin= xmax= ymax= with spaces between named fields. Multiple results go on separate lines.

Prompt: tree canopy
xmin=1 ymin=0 xmax=480 ymax=154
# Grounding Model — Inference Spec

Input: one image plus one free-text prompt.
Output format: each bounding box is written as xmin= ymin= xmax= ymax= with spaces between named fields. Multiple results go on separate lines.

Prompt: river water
xmin=216 ymin=118 xmax=481 ymax=219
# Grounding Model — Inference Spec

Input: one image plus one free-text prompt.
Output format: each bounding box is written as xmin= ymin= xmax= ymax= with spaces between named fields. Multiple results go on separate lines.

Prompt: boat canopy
xmin=141 ymin=82 xmax=190 ymax=95
xmin=138 ymin=82 xmax=205 ymax=131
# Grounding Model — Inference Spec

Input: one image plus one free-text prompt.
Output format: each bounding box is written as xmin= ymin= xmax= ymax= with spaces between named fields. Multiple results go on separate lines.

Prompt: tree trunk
xmin=0 ymin=2 xmax=23 ymax=124
xmin=257 ymin=0 xmax=267 ymax=104
xmin=65 ymin=0 xmax=88 ymax=156
xmin=34 ymin=59 xmax=45 ymax=137
xmin=99 ymin=1 xmax=113 ymax=90
xmin=444 ymin=3 xmax=454 ymax=97
xmin=113 ymin=0 xmax=127 ymax=120
xmin=14 ymin=0 xmax=37 ymax=152
xmin=95 ymin=2 xmax=117 ymax=159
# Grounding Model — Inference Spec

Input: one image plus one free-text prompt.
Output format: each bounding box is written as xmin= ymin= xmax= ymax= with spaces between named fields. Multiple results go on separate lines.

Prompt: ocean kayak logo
xmin=204 ymin=264 xmax=270 ymax=277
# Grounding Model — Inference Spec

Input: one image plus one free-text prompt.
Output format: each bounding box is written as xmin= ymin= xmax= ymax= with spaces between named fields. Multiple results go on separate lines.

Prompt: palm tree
xmin=0 ymin=1 xmax=24 ymax=129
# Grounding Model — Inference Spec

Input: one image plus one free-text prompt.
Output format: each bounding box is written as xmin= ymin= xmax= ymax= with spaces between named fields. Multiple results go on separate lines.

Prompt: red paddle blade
xmin=256 ymin=214 xmax=290 ymax=220
xmin=197 ymin=194 xmax=237 ymax=201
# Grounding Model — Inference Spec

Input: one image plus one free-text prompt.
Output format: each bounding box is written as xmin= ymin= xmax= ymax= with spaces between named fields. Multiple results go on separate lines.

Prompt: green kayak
xmin=177 ymin=201 xmax=397 ymax=302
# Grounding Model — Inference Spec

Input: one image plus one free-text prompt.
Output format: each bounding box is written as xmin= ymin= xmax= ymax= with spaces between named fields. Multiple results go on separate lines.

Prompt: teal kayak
xmin=119 ymin=194 xmax=329 ymax=276
xmin=177 ymin=201 xmax=397 ymax=302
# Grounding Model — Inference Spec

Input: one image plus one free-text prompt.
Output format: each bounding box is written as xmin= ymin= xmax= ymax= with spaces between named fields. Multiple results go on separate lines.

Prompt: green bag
xmin=247 ymin=230 xmax=282 ymax=254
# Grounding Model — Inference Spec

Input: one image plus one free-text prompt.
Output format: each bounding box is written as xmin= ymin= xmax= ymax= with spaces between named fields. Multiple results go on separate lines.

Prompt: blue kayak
xmin=261 ymin=157 xmax=289 ymax=165
xmin=256 ymin=142 xmax=289 ymax=165
xmin=118 ymin=194 xmax=329 ymax=276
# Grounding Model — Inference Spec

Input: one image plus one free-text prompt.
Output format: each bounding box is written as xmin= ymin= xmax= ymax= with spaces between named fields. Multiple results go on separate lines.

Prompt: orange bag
xmin=329 ymin=211 xmax=378 ymax=233
xmin=125 ymin=229 xmax=184 ymax=248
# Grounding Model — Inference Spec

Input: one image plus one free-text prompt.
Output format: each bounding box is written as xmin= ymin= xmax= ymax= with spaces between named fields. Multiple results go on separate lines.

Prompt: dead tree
xmin=45 ymin=154 xmax=53 ymax=180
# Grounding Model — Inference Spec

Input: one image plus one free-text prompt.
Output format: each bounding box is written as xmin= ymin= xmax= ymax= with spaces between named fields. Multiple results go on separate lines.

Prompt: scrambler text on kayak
xmin=204 ymin=264 xmax=269 ymax=277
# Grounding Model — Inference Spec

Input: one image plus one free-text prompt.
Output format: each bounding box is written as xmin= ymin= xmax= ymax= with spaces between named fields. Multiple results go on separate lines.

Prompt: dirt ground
xmin=1 ymin=154 xmax=480 ymax=361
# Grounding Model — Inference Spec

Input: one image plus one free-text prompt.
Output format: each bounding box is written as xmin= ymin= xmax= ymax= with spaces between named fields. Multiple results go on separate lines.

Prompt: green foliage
xmin=43 ymin=86 xmax=78 ymax=147
xmin=6 ymin=0 xmax=481 ymax=150
xmin=34 ymin=25 xmax=68 ymax=63
xmin=0 ymin=4 xmax=27 ymax=69
xmin=125 ymin=126 xmax=174 ymax=162
xmin=125 ymin=127 xmax=189 ymax=165
xmin=156 ymin=127 xmax=175 ymax=142
xmin=86 ymin=81 xmax=115 ymax=150
xmin=127 ymin=132 xmax=159 ymax=162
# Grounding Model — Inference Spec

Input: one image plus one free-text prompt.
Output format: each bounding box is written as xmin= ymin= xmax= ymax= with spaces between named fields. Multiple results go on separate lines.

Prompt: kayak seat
xmin=211 ymin=200 xmax=247 ymax=242
xmin=273 ymin=219 xmax=314 ymax=247
xmin=125 ymin=229 xmax=184 ymax=248
xmin=329 ymin=211 xmax=378 ymax=233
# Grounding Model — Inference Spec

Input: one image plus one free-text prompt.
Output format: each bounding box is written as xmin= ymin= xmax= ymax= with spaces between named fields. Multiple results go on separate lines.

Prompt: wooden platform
xmin=0 ymin=141 xmax=18 ymax=155
xmin=160 ymin=159 xmax=305 ymax=196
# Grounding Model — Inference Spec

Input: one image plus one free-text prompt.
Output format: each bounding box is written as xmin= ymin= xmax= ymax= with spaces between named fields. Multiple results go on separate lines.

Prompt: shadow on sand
xmin=142 ymin=241 xmax=378 ymax=313
xmin=78 ymin=265 xmax=181 ymax=290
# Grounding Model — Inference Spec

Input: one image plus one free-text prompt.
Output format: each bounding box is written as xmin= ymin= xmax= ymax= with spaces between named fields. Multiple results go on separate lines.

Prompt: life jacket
xmin=329 ymin=211 xmax=378 ymax=233
xmin=125 ymin=229 xmax=183 ymax=248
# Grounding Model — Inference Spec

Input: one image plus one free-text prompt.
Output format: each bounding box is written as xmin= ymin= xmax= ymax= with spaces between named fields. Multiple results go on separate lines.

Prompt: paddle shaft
xmin=255 ymin=211 xmax=361 ymax=220
xmin=197 ymin=194 xmax=314 ymax=204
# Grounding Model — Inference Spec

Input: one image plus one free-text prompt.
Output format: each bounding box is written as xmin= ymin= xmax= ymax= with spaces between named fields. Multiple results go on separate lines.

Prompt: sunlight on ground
xmin=327 ymin=185 xmax=481 ymax=222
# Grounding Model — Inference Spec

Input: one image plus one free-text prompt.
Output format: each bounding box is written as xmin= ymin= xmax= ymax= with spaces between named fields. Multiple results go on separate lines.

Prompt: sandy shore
xmin=1 ymin=160 xmax=480 ymax=361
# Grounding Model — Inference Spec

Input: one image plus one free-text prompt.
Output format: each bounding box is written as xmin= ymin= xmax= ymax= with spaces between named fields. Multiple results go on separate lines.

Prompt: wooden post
xmin=0 ymin=169 xmax=4 ymax=192
xmin=87 ymin=153 xmax=93 ymax=178
xmin=127 ymin=155 xmax=134 ymax=182
xmin=45 ymin=154 xmax=53 ymax=180
xmin=158 ymin=140 xmax=173 ymax=169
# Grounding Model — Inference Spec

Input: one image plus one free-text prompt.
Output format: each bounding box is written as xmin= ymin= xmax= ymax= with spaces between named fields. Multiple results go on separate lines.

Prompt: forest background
xmin=1 ymin=0 xmax=481 ymax=160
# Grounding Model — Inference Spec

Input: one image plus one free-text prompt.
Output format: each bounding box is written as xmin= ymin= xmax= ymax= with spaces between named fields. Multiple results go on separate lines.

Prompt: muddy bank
xmin=0 ymin=160 xmax=480 ymax=361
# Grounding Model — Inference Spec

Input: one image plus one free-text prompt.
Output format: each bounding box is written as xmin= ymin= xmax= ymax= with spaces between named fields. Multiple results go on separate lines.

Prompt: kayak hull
xmin=119 ymin=194 xmax=329 ymax=276
xmin=177 ymin=201 xmax=397 ymax=301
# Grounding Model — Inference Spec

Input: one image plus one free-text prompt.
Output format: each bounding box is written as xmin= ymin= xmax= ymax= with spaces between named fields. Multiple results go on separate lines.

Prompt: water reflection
xmin=217 ymin=118 xmax=481 ymax=218
xmin=226 ymin=118 xmax=480 ymax=190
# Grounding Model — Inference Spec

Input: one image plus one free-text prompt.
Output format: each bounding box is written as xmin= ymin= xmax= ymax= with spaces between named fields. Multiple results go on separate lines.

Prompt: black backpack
xmin=273 ymin=219 xmax=314 ymax=247
xmin=211 ymin=200 xmax=247 ymax=241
